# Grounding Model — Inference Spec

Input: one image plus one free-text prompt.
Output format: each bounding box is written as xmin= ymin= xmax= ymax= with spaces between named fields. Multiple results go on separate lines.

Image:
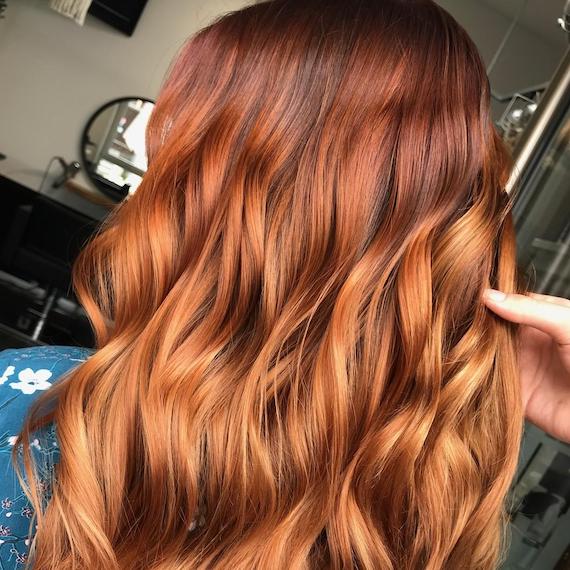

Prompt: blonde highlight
xmin=15 ymin=0 xmax=524 ymax=568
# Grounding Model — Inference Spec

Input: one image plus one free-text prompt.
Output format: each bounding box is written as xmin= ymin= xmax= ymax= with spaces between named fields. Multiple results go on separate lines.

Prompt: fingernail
xmin=484 ymin=288 xmax=507 ymax=302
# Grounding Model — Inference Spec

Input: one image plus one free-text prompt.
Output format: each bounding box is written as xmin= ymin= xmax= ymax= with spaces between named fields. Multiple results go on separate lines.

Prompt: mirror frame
xmin=80 ymin=96 xmax=155 ymax=203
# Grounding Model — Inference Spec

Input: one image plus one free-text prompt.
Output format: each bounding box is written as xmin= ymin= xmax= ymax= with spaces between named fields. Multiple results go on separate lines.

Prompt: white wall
xmin=0 ymin=0 xmax=251 ymax=218
xmin=436 ymin=0 xmax=565 ymax=118
xmin=0 ymin=0 xmax=565 ymax=219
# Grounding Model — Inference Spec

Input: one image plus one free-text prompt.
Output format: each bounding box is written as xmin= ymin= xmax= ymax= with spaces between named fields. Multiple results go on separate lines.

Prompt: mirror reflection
xmin=81 ymin=98 xmax=154 ymax=201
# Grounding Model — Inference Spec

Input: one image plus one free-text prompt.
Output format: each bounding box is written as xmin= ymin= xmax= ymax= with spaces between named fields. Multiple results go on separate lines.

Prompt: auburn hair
xmin=15 ymin=0 xmax=524 ymax=568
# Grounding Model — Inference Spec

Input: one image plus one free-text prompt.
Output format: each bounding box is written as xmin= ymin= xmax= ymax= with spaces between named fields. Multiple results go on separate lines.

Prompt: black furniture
xmin=0 ymin=175 xmax=100 ymax=348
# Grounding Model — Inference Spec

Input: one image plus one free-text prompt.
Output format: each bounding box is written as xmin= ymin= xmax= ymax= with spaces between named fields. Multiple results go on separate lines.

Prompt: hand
xmin=482 ymin=289 xmax=570 ymax=444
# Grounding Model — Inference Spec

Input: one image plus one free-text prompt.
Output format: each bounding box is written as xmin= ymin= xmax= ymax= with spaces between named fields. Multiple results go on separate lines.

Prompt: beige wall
xmin=0 ymin=0 xmax=565 ymax=218
xmin=0 ymin=0 xmax=250 ymax=217
xmin=437 ymin=0 xmax=565 ymax=119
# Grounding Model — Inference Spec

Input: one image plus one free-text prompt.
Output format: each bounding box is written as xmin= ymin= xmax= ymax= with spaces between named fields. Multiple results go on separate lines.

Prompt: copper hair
xmin=15 ymin=0 xmax=524 ymax=568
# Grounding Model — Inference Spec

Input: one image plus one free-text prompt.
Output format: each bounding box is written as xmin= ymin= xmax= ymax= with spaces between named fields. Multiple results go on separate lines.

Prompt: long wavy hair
xmin=14 ymin=0 xmax=525 ymax=568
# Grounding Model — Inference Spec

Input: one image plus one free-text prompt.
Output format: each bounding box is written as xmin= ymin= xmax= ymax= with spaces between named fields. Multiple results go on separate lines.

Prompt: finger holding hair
xmin=482 ymin=289 xmax=570 ymax=348
xmin=482 ymin=288 xmax=570 ymax=443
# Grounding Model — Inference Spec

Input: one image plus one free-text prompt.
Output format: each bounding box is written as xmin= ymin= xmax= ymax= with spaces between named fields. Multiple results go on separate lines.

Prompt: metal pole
xmin=506 ymin=47 xmax=570 ymax=195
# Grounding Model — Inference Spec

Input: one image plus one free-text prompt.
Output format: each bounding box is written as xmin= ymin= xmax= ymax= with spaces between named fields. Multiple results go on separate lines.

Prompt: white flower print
xmin=9 ymin=367 xmax=53 ymax=395
xmin=5 ymin=435 xmax=42 ymax=451
xmin=0 ymin=365 xmax=15 ymax=385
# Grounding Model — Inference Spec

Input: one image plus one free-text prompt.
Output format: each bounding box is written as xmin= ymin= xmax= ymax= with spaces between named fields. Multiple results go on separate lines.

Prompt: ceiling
xmin=479 ymin=0 xmax=569 ymax=49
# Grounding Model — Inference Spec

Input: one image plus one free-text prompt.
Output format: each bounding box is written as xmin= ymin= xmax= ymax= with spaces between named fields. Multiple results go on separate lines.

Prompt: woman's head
xmin=17 ymin=0 xmax=523 ymax=568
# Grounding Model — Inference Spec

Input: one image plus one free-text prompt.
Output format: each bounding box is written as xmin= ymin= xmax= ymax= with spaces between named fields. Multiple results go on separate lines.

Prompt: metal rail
xmin=506 ymin=47 xmax=570 ymax=196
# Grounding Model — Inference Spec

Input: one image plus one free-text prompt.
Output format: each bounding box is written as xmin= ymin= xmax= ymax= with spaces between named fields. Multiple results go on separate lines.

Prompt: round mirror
xmin=81 ymin=97 xmax=155 ymax=202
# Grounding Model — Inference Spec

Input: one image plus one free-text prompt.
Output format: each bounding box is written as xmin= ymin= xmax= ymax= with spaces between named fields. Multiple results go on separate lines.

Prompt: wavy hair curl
xmin=16 ymin=0 xmax=524 ymax=568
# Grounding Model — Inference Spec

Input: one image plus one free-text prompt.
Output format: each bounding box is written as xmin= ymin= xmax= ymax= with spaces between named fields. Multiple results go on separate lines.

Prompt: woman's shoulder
xmin=0 ymin=345 xmax=93 ymax=566
xmin=0 ymin=344 xmax=94 ymax=419
xmin=0 ymin=342 xmax=95 ymax=453
xmin=0 ymin=343 xmax=95 ymax=438
xmin=0 ymin=343 xmax=94 ymax=388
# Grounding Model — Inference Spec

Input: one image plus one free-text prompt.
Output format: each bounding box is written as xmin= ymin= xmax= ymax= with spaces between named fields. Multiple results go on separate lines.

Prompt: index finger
xmin=482 ymin=289 xmax=570 ymax=346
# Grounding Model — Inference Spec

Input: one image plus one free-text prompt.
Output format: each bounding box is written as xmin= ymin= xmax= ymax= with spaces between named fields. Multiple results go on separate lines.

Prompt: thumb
xmin=482 ymin=289 xmax=570 ymax=346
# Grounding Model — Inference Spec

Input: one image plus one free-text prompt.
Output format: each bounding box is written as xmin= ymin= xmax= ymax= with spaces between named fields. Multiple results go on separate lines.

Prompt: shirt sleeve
xmin=0 ymin=345 xmax=94 ymax=569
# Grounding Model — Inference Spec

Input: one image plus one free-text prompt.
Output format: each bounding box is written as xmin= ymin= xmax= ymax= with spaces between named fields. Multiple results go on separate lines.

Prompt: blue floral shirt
xmin=0 ymin=345 xmax=95 ymax=569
